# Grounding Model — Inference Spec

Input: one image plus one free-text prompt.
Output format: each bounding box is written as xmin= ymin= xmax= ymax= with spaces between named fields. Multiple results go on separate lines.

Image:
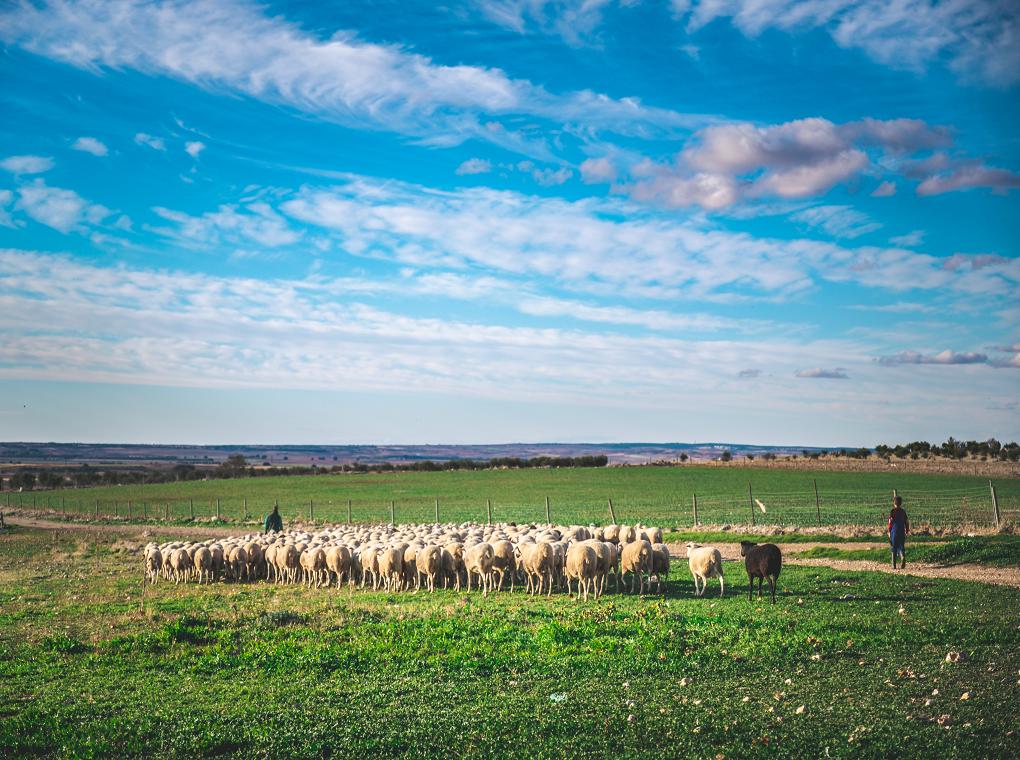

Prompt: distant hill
xmin=0 ymin=441 xmax=836 ymax=467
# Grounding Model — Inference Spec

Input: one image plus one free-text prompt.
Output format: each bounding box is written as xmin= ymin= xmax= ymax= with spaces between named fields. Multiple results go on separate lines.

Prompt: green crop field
xmin=19 ymin=465 xmax=1019 ymax=527
xmin=2 ymin=525 xmax=1018 ymax=758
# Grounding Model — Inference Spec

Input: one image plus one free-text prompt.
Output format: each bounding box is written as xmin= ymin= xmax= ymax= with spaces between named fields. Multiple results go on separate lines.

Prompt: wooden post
xmin=309 ymin=499 xmax=314 ymax=521
xmin=813 ymin=479 xmax=821 ymax=526
xmin=190 ymin=498 xmax=195 ymax=520
xmin=435 ymin=497 xmax=440 ymax=524
xmin=142 ymin=501 xmax=147 ymax=519
xmin=390 ymin=500 xmax=395 ymax=525
xmin=692 ymin=493 xmax=699 ymax=526
xmin=128 ymin=500 xmax=132 ymax=519
xmin=95 ymin=499 xmax=99 ymax=518
xmin=990 ymin=481 xmax=1001 ymax=528
xmin=608 ymin=498 xmax=617 ymax=524
xmin=243 ymin=497 xmax=248 ymax=521
xmin=167 ymin=502 xmax=171 ymax=520
xmin=545 ymin=496 xmax=551 ymax=524
xmin=61 ymin=496 xmax=65 ymax=515
xmin=216 ymin=499 xmax=221 ymax=520
xmin=748 ymin=482 xmax=755 ymax=526
xmin=486 ymin=498 xmax=492 ymax=525
xmin=347 ymin=499 xmax=352 ymax=524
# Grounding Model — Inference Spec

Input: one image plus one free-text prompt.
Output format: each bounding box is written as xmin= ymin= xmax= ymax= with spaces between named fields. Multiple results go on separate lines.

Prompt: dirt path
xmin=6 ymin=515 xmax=1019 ymax=589
xmin=668 ymin=541 xmax=1020 ymax=589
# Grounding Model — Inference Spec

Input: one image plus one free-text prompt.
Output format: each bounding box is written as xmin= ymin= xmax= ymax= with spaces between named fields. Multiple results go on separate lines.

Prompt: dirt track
xmin=6 ymin=515 xmax=1020 ymax=589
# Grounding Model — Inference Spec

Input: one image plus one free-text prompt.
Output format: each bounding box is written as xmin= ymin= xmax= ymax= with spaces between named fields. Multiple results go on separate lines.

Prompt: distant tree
xmin=720 ymin=450 xmax=733 ymax=462
xmin=679 ymin=453 xmax=689 ymax=462
xmin=745 ymin=454 xmax=755 ymax=462
xmin=11 ymin=470 xmax=36 ymax=491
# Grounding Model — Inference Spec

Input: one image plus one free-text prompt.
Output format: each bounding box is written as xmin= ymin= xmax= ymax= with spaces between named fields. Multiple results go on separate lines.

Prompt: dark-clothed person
xmin=888 ymin=496 xmax=909 ymax=569
xmin=264 ymin=505 xmax=283 ymax=534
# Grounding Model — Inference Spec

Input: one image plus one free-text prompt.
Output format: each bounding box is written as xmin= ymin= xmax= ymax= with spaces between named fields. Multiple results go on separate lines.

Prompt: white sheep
xmin=686 ymin=543 xmax=725 ymax=597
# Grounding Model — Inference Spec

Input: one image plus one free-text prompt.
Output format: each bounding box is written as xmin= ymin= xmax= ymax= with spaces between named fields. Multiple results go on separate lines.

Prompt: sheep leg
xmin=769 ymin=576 xmax=776 ymax=604
xmin=719 ymin=573 xmax=725 ymax=597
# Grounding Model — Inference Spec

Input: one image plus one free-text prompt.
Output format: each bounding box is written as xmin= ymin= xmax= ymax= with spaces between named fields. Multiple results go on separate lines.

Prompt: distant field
xmin=2 ymin=525 xmax=1018 ymax=758
xmin=17 ymin=465 xmax=1018 ymax=527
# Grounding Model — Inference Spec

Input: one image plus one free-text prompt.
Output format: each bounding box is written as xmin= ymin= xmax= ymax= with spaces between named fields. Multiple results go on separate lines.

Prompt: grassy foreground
xmin=799 ymin=535 xmax=1020 ymax=567
xmin=2 ymin=527 xmax=1019 ymax=758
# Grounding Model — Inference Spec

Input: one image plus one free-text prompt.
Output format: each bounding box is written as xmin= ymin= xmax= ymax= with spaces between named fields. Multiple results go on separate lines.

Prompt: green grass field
xmin=1 ymin=526 xmax=1018 ymax=758
xmin=18 ymin=464 xmax=1018 ymax=528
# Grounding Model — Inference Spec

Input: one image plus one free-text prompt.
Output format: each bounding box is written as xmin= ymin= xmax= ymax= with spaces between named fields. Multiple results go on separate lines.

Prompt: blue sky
xmin=0 ymin=0 xmax=1018 ymax=446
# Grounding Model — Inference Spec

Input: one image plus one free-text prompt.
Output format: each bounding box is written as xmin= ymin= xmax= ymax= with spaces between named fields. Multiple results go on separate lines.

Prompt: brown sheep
xmin=377 ymin=547 xmax=405 ymax=592
xmin=740 ymin=541 xmax=782 ymax=604
xmin=520 ymin=541 xmax=554 ymax=597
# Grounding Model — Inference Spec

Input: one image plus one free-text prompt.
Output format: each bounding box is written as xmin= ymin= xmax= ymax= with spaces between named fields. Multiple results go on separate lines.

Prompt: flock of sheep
xmin=144 ymin=521 xmax=781 ymax=602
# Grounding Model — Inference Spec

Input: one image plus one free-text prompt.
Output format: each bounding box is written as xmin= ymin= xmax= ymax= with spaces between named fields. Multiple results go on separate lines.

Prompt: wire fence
xmin=4 ymin=481 xmax=1012 ymax=529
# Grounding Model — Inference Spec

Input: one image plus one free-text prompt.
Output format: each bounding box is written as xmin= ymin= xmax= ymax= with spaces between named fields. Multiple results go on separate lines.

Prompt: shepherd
xmin=264 ymin=504 xmax=283 ymax=534
xmin=888 ymin=495 xmax=909 ymax=569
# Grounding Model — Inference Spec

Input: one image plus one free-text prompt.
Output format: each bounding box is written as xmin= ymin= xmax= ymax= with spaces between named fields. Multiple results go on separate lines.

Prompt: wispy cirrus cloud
xmin=15 ymin=179 xmax=111 ymax=233
xmin=677 ymin=0 xmax=1020 ymax=87
xmin=0 ymin=0 xmax=704 ymax=159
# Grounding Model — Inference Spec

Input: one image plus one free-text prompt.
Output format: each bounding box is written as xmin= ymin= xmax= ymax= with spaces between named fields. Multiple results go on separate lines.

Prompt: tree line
xmin=2 ymin=454 xmax=610 ymax=491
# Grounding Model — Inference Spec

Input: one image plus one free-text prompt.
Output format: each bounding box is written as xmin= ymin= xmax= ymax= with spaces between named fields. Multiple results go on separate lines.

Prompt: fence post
xmin=748 ymin=482 xmax=755 ymax=526
xmin=813 ymin=479 xmax=821 ymax=526
xmin=243 ymin=497 xmax=248 ymax=521
xmin=435 ymin=497 xmax=440 ymax=524
xmin=128 ymin=500 xmax=132 ymax=519
xmin=608 ymin=498 xmax=617 ymax=524
xmin=95 ymin=499 xmax=99 ymax=518
xmin=190 ymin=498 xmax=195 ymax=520
xmin=216 ymin=499 xmax=221 ymax=520
xmin=990 ymin=481 xmax=1001 ymax=528
xmin=309 ymin=499 xmax=314 ymax=521
xmin=347 ymin=499 xmax=352 ymax=524
xmin=692 ymin=493 xmax=699 ymax=527
xmin=390 ymin=500 xmax=395 ymax=525
xmin=486 ymin=498 xmax=492 ymax=525
xmin=143 ymin=501 xmax=147 ymax=519
xmin=545 ymin=496 xmax=551 ymax=524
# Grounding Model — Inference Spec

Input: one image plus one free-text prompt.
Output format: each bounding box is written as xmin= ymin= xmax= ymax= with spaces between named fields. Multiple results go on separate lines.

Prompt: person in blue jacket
xmin=888 ymin=495 xmax=909 ymax=569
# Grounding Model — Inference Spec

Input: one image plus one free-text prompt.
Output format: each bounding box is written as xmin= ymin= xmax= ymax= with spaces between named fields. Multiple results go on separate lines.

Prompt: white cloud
xmin=1 ymin=155 xmax=54 ymax=174
xmin=531 ymin=166 xmax=572 ymax=186
xmin=877 ymin=349 xmax=988 ymax=366
xmin=791 ymin=205 xmax=880 ymax=239
xmin=916 ymin=162 xmax=1020 ymax=196
xmin=679 ymin=0 xmax=1020 ymax=87
xmin=274 ymin=175 xmax=1020 ymax=303
xmin=0 ymin=0 xmax=702 ymax=156
xmin=455 ymin=158 xmax=493 ymax=175
xmin=15 ymin=179 xmax=110 ymax=233
xmin=71 ymin=136 xmax=108 ymax=156
xmin=0 ymin=189 xmax=14 ymax=227
xmin=737 ymin=368 xmax=761 ymax=378
xmin=871 ymin=180 xmax=896 ymax=197
xmin=151 ymin=202 xmax=301 ymax=249
xmin=475 ymin=1 xmax=623 ymax=45
xmin=889 ymin=230 xmax=925 ymax=248
xmin=579 ymin=156 xmax=617 ymax=184
xmin=185 ymin=140 xmax=206 ymax=159
xmin=795 ymin=367 xmax=848 ymax=379
xmin=625 ymin=117 xmax=948 ymax=209
xmin=134 ymin=132 xmax=166 ymax=151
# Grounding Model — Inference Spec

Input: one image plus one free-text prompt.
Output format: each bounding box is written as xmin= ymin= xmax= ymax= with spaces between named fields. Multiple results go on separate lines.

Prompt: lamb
xmin=620 ymin=539 xmax=652 ymax=594
xmin=565 ymin=543 xmax=598 ymax=601
xmin=463 ymin=542 xmax=495 ymax=596
xmin=415 ymin=545 xmax=442 ymax=593
xmin=686 ymin=543 xmax=724 ymax=597
xmin=193 ymin=546 xmax=214 ymax=585
xmin=377 ymin=547 xmax=405 ymax=591
xmin=519 ymin=541 xmax=554 ymax=597
xmin=325 ymin=545 xmax=352 ymax=588
xmin=144 ymin=546 xmax=162 ymax=584
xmin=740 ymin=541 xmax=782 ymax=604
xmin=650 ymin=543 xmax=670 ymax=594
xmin=490 ymin=540 xmax=516 ymax=593
xmin=300 ymin=547 xmax=327 ymax=588
xmin=168 ymin=548 xmax=193 ymax=584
